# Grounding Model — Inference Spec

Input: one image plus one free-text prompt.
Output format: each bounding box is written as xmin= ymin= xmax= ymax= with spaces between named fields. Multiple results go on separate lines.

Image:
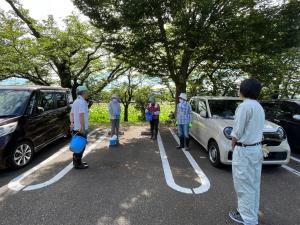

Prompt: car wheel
xmin=9 ymin=141 xmax=34 ymax=169
xmin=208 ymin=141 xmax=222 ymax=167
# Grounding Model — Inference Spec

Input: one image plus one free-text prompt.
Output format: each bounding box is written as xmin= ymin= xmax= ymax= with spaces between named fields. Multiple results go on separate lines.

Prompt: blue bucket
xmin=109 ymin=139 xmax=118 ymax=146
xmin=146 ymin=112 xmax=153 ymax=121
xmin=70 ymin=135 xmax=88 ymax=153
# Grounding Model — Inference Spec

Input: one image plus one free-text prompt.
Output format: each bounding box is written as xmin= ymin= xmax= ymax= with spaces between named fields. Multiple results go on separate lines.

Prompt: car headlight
xmin=0 ymin=122 xmax=18 ymax=137
xmin=223 ymin=127 xmax=233 ymax=140
xmin=277 ymin=127 xmax=287 ymax=140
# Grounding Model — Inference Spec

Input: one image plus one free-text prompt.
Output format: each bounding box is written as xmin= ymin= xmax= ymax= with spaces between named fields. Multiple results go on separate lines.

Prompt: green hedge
xmin=90 ymin=103 xmax=174 ymax=125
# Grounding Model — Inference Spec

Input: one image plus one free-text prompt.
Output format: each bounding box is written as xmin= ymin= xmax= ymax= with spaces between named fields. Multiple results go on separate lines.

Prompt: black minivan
xmin=261 ymin=100 xmax=300 ymax=152
xmin=0 ymin=86 xmax=72 ymax=169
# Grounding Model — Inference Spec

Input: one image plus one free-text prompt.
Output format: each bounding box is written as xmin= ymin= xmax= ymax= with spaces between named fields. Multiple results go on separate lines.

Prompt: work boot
xmin=185 ymin=138 xmax=190 ymax=151
xmin=176 ymin=137 xmax=184 ymax=149
xmin=150 ymin=133 xmax=154 ymax=139
xmin=153 ymin=131 xmax=158 ymax=140
xmin=74 ymin=163 xmax=89 ymax=169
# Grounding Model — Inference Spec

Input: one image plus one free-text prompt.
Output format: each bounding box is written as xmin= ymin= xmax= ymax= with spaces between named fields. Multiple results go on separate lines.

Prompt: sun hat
xmin=179 ymin=93 xmax=187 ymax=101
xmin=112 ymin=94 xmax=119 ymax=99
xmin=76 ymin=86 xmax=88 ymax=95
xmin=149 ymin=96 xmax=156 ymax=102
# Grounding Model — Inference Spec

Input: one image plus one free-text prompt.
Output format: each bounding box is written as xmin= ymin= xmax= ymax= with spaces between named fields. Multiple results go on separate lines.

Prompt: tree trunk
xmin=175 ymin=81 xmax=187 ymax=106
xmin=124 ymin=104 xmax=129 ymax=122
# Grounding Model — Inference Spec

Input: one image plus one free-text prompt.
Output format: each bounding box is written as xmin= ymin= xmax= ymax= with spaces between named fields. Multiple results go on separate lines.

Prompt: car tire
xmin=8 ymin=141 xmax=34 ymax=169
xmin=208 ymin=141 xmax=222 ymax=168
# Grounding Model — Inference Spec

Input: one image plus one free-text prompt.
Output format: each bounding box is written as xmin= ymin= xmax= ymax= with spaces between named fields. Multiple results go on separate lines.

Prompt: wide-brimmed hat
xmin=111 ymin=94 xmax=119 ymax=99
xmin=179 ymin=93 xmax=187 ymax=101
xmin=76 ymin=86 xmax=88 ymax=94
xmin=149 ymin=96 xmax=156 ymax=102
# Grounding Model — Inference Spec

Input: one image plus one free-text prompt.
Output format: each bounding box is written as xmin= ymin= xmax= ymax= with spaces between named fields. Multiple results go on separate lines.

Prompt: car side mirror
xmin=293 ymin=114 xmax=300 ymax=121
xmin=200 ymin=111 xmax=207 ymax=118
xmin=37 ymin=107 xmax=44 ymax=114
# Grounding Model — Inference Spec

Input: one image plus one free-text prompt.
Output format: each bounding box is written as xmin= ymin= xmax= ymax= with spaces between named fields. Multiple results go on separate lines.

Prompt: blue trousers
xmin=178 ymin=124 xmax=189 ymax=138
xmin=232 ymin=145 xmax=263 ymax=225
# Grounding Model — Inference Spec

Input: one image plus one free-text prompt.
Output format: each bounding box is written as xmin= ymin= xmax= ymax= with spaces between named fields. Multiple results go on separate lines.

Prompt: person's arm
xmin=69 ymin=112 xmax=74 ymax=129
xmin=78 ymin=102 xmax=86 ymax=134
xmin=231 ymin=104 xmax=248 ymax=150
xmin=154 ymin=104 xmax=160 ymax=115
xmin=79 ymin=113 xmax=85 ymax=134
xmin=188 ymin=104 xmax=192 ymax=123
xmin=118 ymin=103 xmax=121 ymax=114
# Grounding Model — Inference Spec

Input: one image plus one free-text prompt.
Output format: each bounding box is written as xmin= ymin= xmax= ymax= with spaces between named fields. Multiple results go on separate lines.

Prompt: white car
xmin=189 ymin=96 xmax=291 ymax=167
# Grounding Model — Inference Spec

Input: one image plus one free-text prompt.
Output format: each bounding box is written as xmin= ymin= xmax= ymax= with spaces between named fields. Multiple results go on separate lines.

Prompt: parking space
xmin=0 ymin=126 xmax=299 ymax=225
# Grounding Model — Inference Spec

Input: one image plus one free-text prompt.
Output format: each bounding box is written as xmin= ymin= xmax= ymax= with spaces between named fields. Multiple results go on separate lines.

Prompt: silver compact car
xmin=189 ymin=96 xmax=291 ymax=167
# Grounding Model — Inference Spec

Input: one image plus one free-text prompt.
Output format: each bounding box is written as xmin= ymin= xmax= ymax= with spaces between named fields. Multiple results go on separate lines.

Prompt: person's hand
xmin=79 ymin=127 xmax=85 ymax=135
xmin=70 ymin=122 xmax=74 ymax=129
xmin=231 ymin=137 xmax=237 ymax=150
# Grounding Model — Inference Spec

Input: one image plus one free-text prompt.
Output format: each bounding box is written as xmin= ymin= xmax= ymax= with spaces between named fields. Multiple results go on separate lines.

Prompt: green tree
xmin=111 ymin=71 xmax=141 ymax=122
xmin=134 ymin=86 xmax=153 ymax=121
xmin=74 ymin=0 xmax=299 ymax=103
xmin=2 ymin=0 xmax=126 ymax=99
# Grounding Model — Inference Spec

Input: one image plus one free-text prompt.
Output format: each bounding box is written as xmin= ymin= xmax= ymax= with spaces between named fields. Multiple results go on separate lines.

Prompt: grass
xmin=89 ymin=103 xmax=174 ymax=127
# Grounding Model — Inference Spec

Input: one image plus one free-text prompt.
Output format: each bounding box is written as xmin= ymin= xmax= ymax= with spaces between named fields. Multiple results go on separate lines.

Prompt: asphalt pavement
xmin=0 ymin=126 xmax=299 ymax=225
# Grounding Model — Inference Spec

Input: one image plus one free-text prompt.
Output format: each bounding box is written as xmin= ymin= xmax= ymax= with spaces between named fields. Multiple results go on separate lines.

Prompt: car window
xmin=197 ymin=100 xmax=207 ymax=114
xmin=55 ymin=92 xmax=67 ymax=108
xmin=278 ymin=102 xmax=295 ymax=119
xmin=25 ymin=93 xmax=37 ymax=115
xmin=0 ymin=90 xmax=31 ymax=116
xmin=37 ymin=91 xmax=55 ymax=111
xmin=209 ymin=100 xmax=242 ymax=119
xmin=67 ymin=90 xmax=73 ymax=104
xmin=261 ymin=102 xmax=278 ymax=119
xmin=190 ymin=99 xmax=197 ymax=112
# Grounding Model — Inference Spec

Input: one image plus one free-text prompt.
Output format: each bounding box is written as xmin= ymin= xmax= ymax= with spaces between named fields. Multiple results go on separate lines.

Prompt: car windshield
xmin=209 ymin=99 xmax=242 ymax=119
xmin=0 ymin=89 xmax=31 ymax=117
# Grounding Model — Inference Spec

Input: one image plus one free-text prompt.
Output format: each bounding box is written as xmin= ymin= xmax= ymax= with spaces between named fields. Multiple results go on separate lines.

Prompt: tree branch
xmin=5 ymin=0 xmax=42 ymax=38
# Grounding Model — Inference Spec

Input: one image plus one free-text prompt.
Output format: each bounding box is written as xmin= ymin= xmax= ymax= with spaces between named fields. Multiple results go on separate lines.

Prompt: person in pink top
xmin=146 ymin=96 xmax=160 ymax=140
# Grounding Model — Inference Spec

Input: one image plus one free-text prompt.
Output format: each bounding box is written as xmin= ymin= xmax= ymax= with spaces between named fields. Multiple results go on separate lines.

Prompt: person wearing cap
xmin=108 ymin=94 xmax=121 ymax=139
xmin=229 ymin=78 xmax=265 ymax=225
xmin=69 ymin=86 xmax=89 ymax=169
xmin=176 ymin=93 xmax=192 ymax=150
xmin=146 ymin=96 xmax=160 ymax=140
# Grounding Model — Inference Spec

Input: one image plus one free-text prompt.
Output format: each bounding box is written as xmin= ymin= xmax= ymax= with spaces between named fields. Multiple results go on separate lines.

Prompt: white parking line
xmin=282 ymin=165 xmax=300 ymax=177
xmin=8 ymin=145 xmax=70 ymax=191
xmin=291 ymin=156 xmax=300 ymax=163
xmin=169 ymin=128 xmax=211 ymax=194
xmin=7 ymin=129 xmax=101 ymax=192
xmin=24 ymin=131 xmax=107 ymax=191
xmin=157 ymin=131 xmax=193 ymax=194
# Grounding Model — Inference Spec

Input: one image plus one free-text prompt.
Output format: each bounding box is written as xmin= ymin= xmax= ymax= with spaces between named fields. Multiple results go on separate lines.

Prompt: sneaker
xmin=229 ymin=211 xmax=244 ymax=224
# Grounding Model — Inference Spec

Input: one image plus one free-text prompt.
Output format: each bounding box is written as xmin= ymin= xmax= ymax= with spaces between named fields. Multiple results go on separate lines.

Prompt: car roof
xmin=0 ymin=85 xmax=70 ymax=92
xmin=191 ymin=96 xmax=240 ymax=100
xmin=261 ymin=99 xmax=300 ymax=104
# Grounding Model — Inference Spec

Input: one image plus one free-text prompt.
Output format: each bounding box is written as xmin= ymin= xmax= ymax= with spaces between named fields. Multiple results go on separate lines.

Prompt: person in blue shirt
xmin=229 ymin=78 xmax=265 ymax=225
xmin=176 ymin=93 xmax=192 ymax=151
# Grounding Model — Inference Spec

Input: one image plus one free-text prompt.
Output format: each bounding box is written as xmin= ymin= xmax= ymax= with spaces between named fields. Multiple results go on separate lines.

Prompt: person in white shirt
xmin=108 ymin=94 xmax=121 ymax=139
xmin=229 ymin=78 xmax=265 ymax=225
xmin=70 ymin=86 xmax=90 ymax=169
